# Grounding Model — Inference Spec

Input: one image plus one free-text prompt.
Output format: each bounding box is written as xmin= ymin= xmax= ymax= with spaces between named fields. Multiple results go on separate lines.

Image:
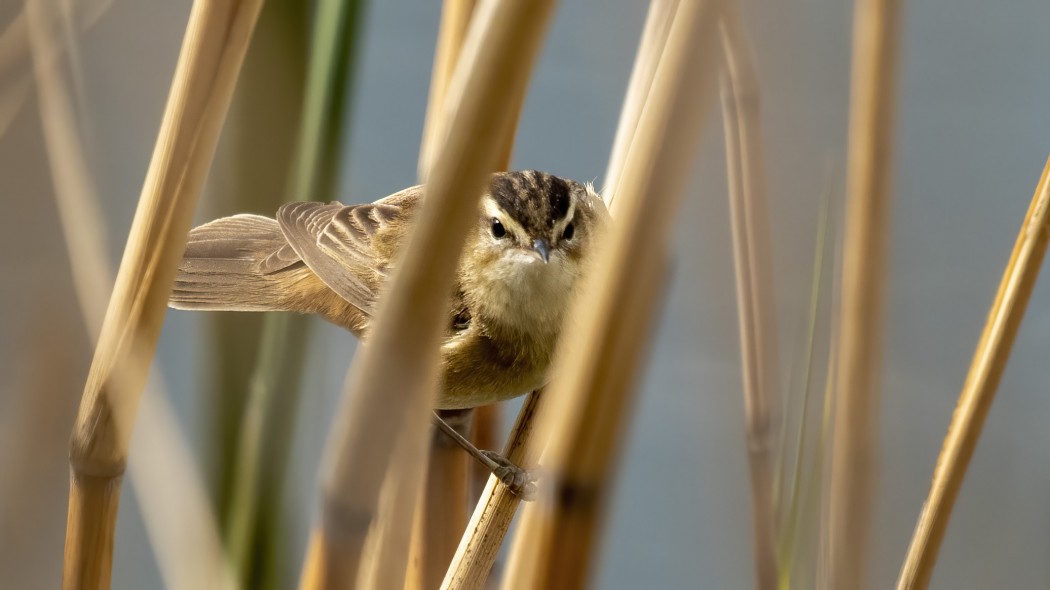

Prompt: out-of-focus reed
xmin=297 ymin=2 xmax=557 ymax=587
xmin=220 ymin=1 xmax=361 ymax=587
xmin=718 ymin=5 xmax=781 ymax=588
xmin=27 ymin=1 xmax=235 ymax=588
xmin=409 ymin=3 xmax=476 ymax=587
xmin=502 ymin=0 xmax=723 ymax=587
xmin=826 ymin=0 xmax=902 ymax=587
xmin=60 ymin=1 xmax=264 ymax=587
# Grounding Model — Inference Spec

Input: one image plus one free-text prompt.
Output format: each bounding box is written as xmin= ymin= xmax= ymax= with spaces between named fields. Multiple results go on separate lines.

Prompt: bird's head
xmin=461 ymin=170 xmax=609 ymax=329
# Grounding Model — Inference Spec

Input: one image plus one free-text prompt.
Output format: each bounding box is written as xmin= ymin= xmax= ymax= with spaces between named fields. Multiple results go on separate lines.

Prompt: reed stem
xmin=419 ymin=0 xmax=476 ymax=181
xmin=441 ymin=391 xmax=543 ymax=589
xmin=718 ymin=6 xmax=780 ymax=589
xmin=298 ymin=3 xmax=557 ymax=587
xmin=896 ymin=157 xmax=1050 ymax=590
xmin=407 ymin=3 xmax=478 ymax=586
xmin=502 ymin=0 xmax=722 ymax=586
xmin=826 ymin=0 xmax=901 ymax=586
xmin=441 ymin=3 xmax=687 ymax=584
xmin=60 ymin=1 xmax=261 ymax=588
xmin=604 ymin=0 xmax=679 ymax=208
xmin=409 ymin=413 xmax=471 ymax=589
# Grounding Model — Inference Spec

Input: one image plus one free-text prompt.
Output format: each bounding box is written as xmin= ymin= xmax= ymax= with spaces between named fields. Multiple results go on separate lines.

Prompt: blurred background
xmin=1 ymin=0 xmax=1049 ymax=588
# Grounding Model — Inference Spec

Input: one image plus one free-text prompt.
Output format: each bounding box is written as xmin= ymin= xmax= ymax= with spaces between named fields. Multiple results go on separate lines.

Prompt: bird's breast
xmin=435 ymin=315 xmax=561 ymax=409
xmin=435 ymin=257 xmax=578 ymax=409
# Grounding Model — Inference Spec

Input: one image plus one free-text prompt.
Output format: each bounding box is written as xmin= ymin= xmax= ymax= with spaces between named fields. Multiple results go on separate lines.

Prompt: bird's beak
xmin=532 ymin=238 xmax=550 ymax=264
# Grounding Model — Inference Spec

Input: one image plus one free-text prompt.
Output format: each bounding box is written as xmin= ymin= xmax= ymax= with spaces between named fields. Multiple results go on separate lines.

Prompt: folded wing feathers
xmin=277 ymin=202 xmax=380 ymax=313
xmin=170 ymin=214 xmax=309 ymax=312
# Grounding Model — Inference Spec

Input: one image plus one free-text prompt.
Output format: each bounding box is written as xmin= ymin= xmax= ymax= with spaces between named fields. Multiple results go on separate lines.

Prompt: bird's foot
xmin=431 ymin=410 xmax=538 ymax=501
xmin=481 ymin=450 xmax=538 ymax=501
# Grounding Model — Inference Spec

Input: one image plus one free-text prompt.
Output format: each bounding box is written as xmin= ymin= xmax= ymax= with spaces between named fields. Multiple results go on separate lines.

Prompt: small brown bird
xmin=169 ymin=170 xmax=609 ymax=492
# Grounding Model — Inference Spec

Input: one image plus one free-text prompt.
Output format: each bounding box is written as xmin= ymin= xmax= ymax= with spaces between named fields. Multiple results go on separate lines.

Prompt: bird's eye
xmin=491 ymin=218 xmax=507 ymax=238
xmin=562 ymin=222 xmax=575 ymax=241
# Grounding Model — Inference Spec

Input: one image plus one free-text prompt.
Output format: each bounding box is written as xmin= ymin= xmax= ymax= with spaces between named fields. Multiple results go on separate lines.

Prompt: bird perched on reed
xmin=169 ymin=170 xmax=609 ymax=494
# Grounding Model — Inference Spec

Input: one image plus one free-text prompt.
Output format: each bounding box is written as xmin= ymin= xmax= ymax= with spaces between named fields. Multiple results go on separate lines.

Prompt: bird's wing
xmin=171 ymin=214 xmax=309 ymax=311
xmin=276 ymin=186 xmax=421 ymax=316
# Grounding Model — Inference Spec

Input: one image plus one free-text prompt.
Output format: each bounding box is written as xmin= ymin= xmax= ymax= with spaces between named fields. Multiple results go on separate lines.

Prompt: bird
xmin=169 ymin=170 xmax=610 ymax=495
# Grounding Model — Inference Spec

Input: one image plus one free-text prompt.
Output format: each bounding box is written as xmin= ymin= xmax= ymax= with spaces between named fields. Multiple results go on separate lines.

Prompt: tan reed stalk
xmin=718 ymin=6 xmax=781 ymax=589
xmin=440 ymin=390 xmax=543 ymax=590
xmin=440 ymin=2 xmax=682 ymax=586
xmin=603 ymin=0 xmax=679 ymax=208
xmin=27 ymin=1 xmax=235 ymax=587
xmin=469 ymin=405 xmax=501 ymax=501
xmin=296 ymin=3 xmax=557 ymax=588
xmin=896 ymin=157 xmax=1050 ymax=590
xmin=408 ymin=421 xmax=473 ymax=590
xmin=385 ymin=0 xmax=534 ymax=583
xmin=501 ymin=0 xmax=723 ymax=586
xmin=419 ymin=0 xmax=475 ymax=180
xmin=410 ymin=0 xmax=531 ymax=581
xmin=60 ymin=1 xmax=263 ymax=588
xmin=407 ymin=2 xmax=478 ymax=585
xmin=408 ymin=414 xmax=471 ymax=590
xmin=357 ymin=413 xmax=430 ymax=589
xmin=418 ymin=0 xmax=525 ymax=183
xmin=501 ymin=248 xmax=670 ymax=590
xmin=825 ymin=0 xmax=902 ymax=586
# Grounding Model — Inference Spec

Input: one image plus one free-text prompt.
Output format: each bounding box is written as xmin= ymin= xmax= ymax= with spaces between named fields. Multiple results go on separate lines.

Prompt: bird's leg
xmin=432 ymin=410 xmax=537 ymax=501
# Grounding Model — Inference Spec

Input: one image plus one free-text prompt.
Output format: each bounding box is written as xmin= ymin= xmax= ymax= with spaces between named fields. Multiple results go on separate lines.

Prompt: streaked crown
xmin=487 ymin=170 xmax=575 ymax=233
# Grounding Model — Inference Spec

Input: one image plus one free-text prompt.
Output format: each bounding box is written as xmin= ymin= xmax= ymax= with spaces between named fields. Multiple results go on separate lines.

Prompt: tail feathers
xmin=170 ymin=214 xmax=314 ymax=313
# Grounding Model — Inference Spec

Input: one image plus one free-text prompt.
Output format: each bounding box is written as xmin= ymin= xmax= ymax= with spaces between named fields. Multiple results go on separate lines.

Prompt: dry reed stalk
xmin=418 ymin=0 xmax=526 ymax=183
xmin=501 ymin=0 xmax=722 ymax=586
xmin=896 ymin=157 xmax=1050 ymax=590
xmin=825 ymin=0 xmax=902 ymax=586
xmin=469 ymin=404 xmax=501 ymax=501
xmin=440 ymin=390 xmax=543 ymax=590
xmin=297 ymin=3 xmax=557 ymax=588
xmin=60 ymin=1 xmax=263 ymax=587
xmin=407 ymin=3 xmax=477 ymax=586
xmin=411 ymin=0 xmax=532 ymax=581
xmin=440 ymin=2 xmax=683 ymax=585
xmin=717 ymin=6 xmax=781 ymax=589
xmin=356 ymin=413 xmax=430 ymax=589
xmin=419 ymin=0 xmax=475 ymax=181
xmin=407 ymin=411 xmax=470 ymax=583
xmin=407 ymin=413 xmax=470 ymax=590
xmin=501 ymin=247 xmax=671 ymax=590
xmin=27 ymin=1 xmax=235 ymax=587
xmin=603 ymin=0 xmax=679 ymax=208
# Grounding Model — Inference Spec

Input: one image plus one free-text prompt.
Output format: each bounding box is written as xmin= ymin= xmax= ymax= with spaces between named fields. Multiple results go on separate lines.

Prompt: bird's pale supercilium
xmin=169 ymin=170 xmax=610 ymax=410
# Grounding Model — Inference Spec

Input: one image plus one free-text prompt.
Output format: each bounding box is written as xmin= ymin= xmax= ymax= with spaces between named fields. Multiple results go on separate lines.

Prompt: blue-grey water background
xmin=1 ymin=0 xmax=1049 ymax=588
